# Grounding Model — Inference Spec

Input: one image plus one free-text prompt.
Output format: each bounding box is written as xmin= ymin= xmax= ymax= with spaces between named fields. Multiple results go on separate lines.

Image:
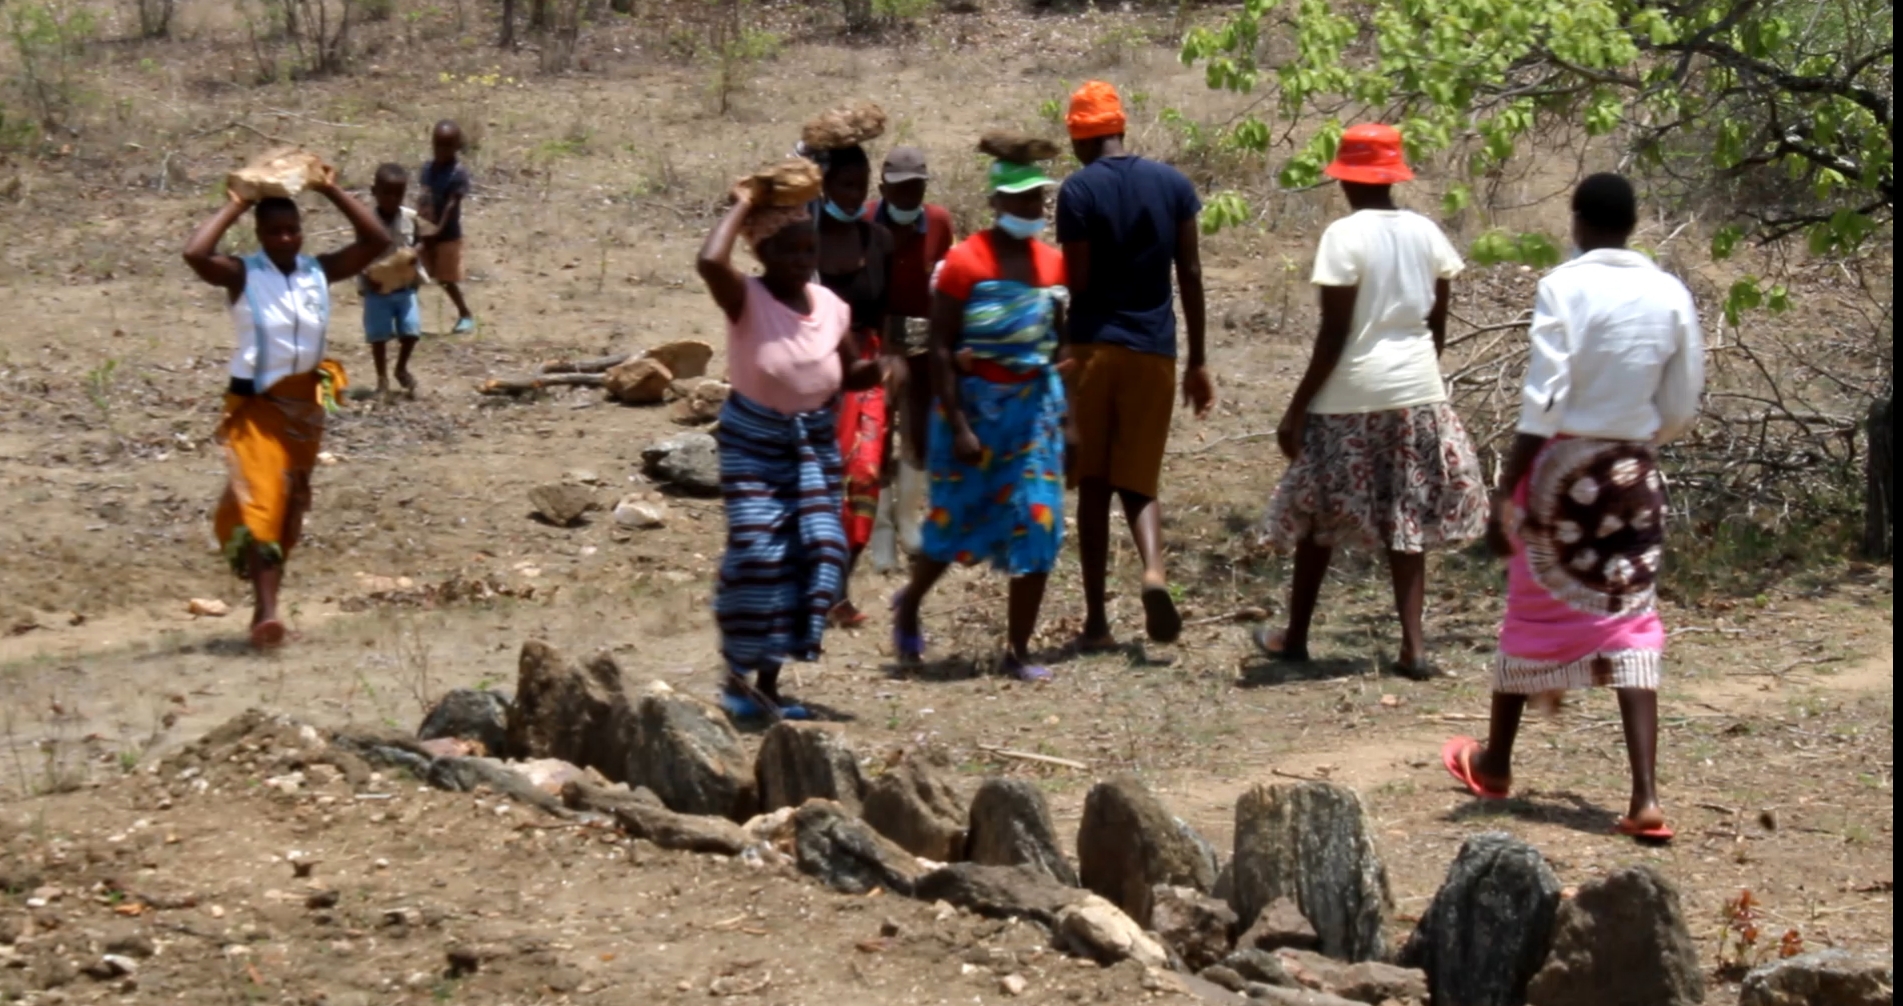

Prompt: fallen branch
xmin=977 ymin=745 xmax=1088 ymax=771
xmin=478 ymin=374 xmax=606 ymax=395
xmin=539 ymin=353 xmax=633 ymax=375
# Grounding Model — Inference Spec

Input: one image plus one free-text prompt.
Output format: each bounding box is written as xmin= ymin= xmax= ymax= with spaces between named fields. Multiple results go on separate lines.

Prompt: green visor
xmin=989 ymin=160 xmax=1057 ymax=194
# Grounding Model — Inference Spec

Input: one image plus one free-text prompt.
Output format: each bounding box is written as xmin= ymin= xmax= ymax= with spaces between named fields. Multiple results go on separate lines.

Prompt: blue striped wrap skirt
xmin=712 ymin=391 xmax=847 ymax=674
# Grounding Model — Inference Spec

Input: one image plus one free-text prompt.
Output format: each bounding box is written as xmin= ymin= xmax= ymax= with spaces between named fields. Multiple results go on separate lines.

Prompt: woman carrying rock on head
xmin=801 ymin=106 xmax=899 ymax=630
xmin=182 ymin=156 xmax=391 ymax=650
xmin=695 ymin=167 xmax=888 ymax=721
xmin=892 ymin=133 xmax=1070 ymax=684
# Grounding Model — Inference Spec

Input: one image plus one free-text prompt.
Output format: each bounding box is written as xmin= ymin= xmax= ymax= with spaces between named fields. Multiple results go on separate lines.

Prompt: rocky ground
xmin=0 ymin=2 xmax=1894 ymax=1004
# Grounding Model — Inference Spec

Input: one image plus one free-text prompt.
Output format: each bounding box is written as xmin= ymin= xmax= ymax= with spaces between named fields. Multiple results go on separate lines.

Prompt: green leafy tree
xmin=1180 ymin=0 xmax=1892 ymax=254
xmin=1182 ymin=0 xmax=1893 ymax=554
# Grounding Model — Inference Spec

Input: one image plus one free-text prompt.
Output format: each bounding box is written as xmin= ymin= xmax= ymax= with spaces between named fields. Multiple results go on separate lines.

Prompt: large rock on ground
xmin=505 ymin=643 xmax=635 ymax=780
xmin=645 ymin=340 xmax=714 ymax=380
xmin=755 ymin=722 xmax=866 ymax=816
xmin=641 ymin=431 xmax=721 ymax=496
xmin=613 ymin=800 xmax=751 ymax=855
xmin=606 ymin=357 xmax=673 ymax=404
xmin=1741 ymin=949 xmax=1893 ymax=1006
xmin=1246 ymin=988 xmax=1362 ymax=1006
xmin=1238 ymin=896 xmax=1320 ymax=953
xmin=1229 ymin=782 xmax=1392 ymax=962
xmin=562 ymin=779 xmax=746 ymax=858
xmin=1056 ymin=894 xmax=1169 ymax=968
xmin=862 ymin=748 xmax=968 ymax=862
xmin=791 ymin=800 xmax=924 ymax=896
xmin=1273 ymin=949 xmax=1427 ymax=1004
xmin=912 ymin=863 xmax=1087 ymax=929
xmin=1525 ymin=865 xmax=1705 ymax=1006
xmin=418 ymin=688 xmax=512 ymax=757
xmin=629 ymin=682 xmax=754 ymax=820
xmin=1398 ymin=832 xmax=1560 ymax=1006
xmin=1077 ymin=774 xmax=1219 ymax=924
xmin=1150 ymin=884 xmax=1238 ymax=972
xmin=1218 ymin=947 xmax=1293 ymax=987
xmin=966 ymin=778 xmax=1077 ymax=886
xmin=670 ymin=378 xmax=729 ymax=425
xmin=528 ymin=482 xmax=595 ymax=525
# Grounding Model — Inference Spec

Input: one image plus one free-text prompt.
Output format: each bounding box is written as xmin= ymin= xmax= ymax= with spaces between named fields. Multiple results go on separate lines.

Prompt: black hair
xmin=821 ymin=144 xmax=870 ymax=178
xmin=255 ymin=197 xmax=300 ymax=224
xmin=1573 ymin=173 xmax=1638 ymax=233
xmin=374 ymin=162 xmax=409 ymax=186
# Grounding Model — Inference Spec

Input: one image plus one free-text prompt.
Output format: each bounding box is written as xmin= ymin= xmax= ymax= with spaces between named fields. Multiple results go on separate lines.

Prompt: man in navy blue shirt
xmin=1058 ymin=80 xmax=1215 ymax=650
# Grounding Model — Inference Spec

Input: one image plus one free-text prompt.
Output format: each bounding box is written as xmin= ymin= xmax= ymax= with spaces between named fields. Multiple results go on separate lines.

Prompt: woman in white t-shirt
xmin=1257 ymin=124 xmax=1488 ymax=679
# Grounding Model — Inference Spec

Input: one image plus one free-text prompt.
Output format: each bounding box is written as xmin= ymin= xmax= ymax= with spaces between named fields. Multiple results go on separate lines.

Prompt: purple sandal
xmin=890 ymin=590 xmax=926 ymax=662
xmin=1003 ymin=656 xmax=1053 ymax=684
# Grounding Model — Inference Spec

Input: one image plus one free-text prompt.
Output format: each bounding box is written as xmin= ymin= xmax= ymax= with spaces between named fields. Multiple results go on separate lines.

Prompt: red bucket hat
xmin=1324 ymin=124 xmax=1414 ymax=185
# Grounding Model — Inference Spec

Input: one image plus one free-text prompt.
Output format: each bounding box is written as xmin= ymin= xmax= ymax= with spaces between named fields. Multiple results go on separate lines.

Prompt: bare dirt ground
xmin=0 ymin=2 xmax=1893 ymax=1003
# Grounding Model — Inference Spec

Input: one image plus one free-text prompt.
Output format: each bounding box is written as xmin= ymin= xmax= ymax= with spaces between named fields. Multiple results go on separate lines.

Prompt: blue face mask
xmin=823 ymin=199 xmax=862 ymax=223
xmin=884 ymin=203 xmax=923 ymax=225
xmin=996 ymin=213 xmax=1046 ymax=240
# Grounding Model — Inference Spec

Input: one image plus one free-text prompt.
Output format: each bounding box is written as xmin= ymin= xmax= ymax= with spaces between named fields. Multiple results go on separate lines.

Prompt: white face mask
xmin=884 ymin=204 xmax=923 ymax=225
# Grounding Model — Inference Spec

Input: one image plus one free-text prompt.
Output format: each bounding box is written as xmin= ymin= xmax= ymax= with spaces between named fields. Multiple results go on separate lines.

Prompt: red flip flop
xmin=1441 ymin=736 xmax=1510 ymax=799
xmin=828 ymin=602 xmax=870 ymax=630
xmin=1614 ymin=816 xmax=1676 ymax=844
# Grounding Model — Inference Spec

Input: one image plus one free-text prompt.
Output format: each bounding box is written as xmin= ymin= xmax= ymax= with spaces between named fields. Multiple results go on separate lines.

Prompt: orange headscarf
xmin=1066 ymin=80 xmax=1126 ymax=141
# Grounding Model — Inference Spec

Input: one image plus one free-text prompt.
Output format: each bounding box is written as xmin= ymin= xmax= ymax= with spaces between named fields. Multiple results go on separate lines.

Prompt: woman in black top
xmin=812 ymin=143 xmax=896 ymax=627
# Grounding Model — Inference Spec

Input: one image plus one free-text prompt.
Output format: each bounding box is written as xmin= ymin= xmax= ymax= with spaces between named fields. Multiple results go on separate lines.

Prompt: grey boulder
xmin=642 ymin=432 xmax=720 ymax=496
xmin=755 ymin=722 xmax=866 ymax=815
xmin=1229 ymin=781 xmax=1392 ymax=962
xmin=1740 ymin=949 xmax=1893 ymax=1006
xmin=1399 ymin=831 xmax=1561 ymax=1006
xmin=966 ymin=778 xmax=1078 ymax=886
xmin=417 ymin=688 xmax=512 ymax=757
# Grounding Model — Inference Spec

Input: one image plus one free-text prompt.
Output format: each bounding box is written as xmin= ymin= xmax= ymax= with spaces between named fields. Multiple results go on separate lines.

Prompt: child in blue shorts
xmin=362 ymin=162 xmax=426 ymax=397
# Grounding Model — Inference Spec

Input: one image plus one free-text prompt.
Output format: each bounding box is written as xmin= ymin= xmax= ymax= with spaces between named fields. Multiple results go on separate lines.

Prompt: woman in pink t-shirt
xmin=695 ymin=185 xmax=885 ymax=721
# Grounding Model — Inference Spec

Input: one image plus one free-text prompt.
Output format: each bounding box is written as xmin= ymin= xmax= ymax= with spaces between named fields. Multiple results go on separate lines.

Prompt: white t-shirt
xmin=1519 ymin=249 xmax=1704 ymax=444
xmin=1307 ymin=210 xmax=1464 ymax=414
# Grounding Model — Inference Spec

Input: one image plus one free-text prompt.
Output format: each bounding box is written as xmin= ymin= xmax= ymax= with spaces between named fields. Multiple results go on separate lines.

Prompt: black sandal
xmin=1391 ymin=658 xmax=1449 ymax=682
xmin=1142 ymin=585 xmax=1183 ymax=644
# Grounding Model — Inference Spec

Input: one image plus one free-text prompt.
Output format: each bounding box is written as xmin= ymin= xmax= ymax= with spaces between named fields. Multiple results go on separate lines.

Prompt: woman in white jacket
xmin=1442 ymin=173 xmax=1705 ymax=844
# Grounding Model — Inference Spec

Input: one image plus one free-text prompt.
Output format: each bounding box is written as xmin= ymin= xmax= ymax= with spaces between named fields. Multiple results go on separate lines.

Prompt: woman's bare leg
xmin=1386 ymin=548 xmax=1427 ymax=667
xmin=1474 ymin=692 xmax=1526 ymax=789
xmin=1616 ymin=687 xmax=1664 ymax=827
xmin=1279 ymin=537 xmax=1332 ymax=655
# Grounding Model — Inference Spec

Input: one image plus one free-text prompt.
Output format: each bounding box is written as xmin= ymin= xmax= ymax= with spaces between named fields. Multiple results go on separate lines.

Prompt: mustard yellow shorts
xmin=1064 ymin=343 xmax=1176 ymax=499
